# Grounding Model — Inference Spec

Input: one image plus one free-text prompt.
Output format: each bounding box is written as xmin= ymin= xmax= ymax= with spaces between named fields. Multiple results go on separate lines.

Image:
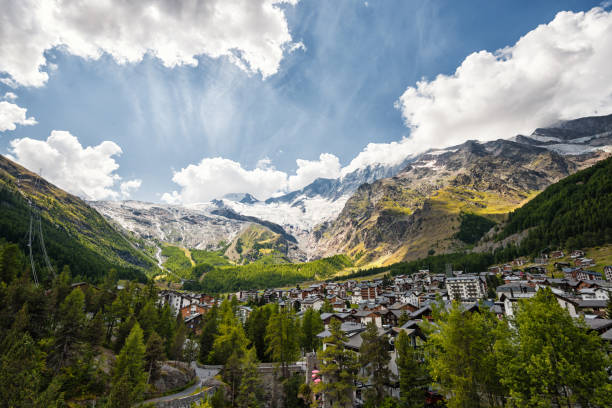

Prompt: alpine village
xmin=1 ymin=2 xmax=612 ymax=408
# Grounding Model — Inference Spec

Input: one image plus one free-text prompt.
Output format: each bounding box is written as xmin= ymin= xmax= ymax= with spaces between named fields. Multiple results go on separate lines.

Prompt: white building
xmin=445 ymin=275 xmax=485 ymax=301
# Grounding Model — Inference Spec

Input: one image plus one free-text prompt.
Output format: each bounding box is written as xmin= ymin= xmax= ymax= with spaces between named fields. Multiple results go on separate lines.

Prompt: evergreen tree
xmin=137 ymin=300 xmax=159 ymax=341
xmin=314 ymin=318 xmax=360 ymax=408
xmin=236 ymin=348 xmax=265 ymax=408
xmin=87 ymin=310 xmax=105 ymax=346
xmin=245 ymin=304 xmax=274 ymax=361
xmin=498 ymin=288 xmax=612 ymax=407
xmin=396 ymin=330 xmax=428 ymax=408
xmin=265 ymin=308 xmax=300 ymax=377
xmin=114 ymin=315 xmax=136 ymax=353
xmin=426 ymin=301 xmax=506 ymax=408
xmin=300 ymin=308 xmax=323 ymax=353
xmin=109 ymin=323 xmax=147 ymax=408
xmin=50 ymin=287 xmax=87 ymax=371
xmin=169 ymin=318 xmax=187 ymax=361
xmin=606 ymin=296 xmax=612 ymax=320
xmin=0 ymin=333 xmax=48 ymax=408
xmin=199 ymin=303 xmax=219 ymax=363
xmin=360 ymin=321 xmax=393 ymax=405
xmin=210 ymin=300 xmax=249 ymax=365
xmin=156 ymin=302 xmax=176 ymax=354
xmin=145 ymin=331 xmax=165 ymax=383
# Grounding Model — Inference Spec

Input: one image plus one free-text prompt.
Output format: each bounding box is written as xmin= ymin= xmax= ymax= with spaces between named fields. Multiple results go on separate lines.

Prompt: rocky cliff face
xmin=312 ymin=137 xmax=609 ymax=266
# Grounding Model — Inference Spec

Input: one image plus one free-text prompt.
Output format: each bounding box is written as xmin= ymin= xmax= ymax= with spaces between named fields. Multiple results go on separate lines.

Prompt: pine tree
xmin=300 ymin=308 xmax=323 ymax=353
xmin=246 ymin=304 xmax=274 ymax=361
xmin=498 ymin=288 xmax=612 ymax=407
xmin=50 ymin=287 xmax=87 ymax=371
xmin=236 ymin=348 xmax=264 ymax=408
xmin=426 ymin=301 xmax=506 ymax=408
xmin=109 ymin=323 xmax=147 ymax=408
xmin=145 ymin=331 xmax=165 ymax=383
xmin=606 ymin=296 xmax=612 ymax=320
xmin=360 ymin=321 xmax=393 ymax=405
xmin=199 ymin=304 xmax=219 ymax=363
xmin=88 ymin=310 xmax=105 ymax=346
xmin=314 ymin=318 xmax=360 ymax=408
xmin=266 ymin=308 xmax=300 ymax=378
xmin=0 ymin=333 xmax=47 ymax=407
xmin=210 ymin=300 xmax=249 ymax=365
xmin=396 ymin=330 xmax=428 ymax=408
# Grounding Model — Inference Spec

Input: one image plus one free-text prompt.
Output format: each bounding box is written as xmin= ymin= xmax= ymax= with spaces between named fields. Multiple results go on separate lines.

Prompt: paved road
xmin=140 ymin=362 xmax=220 ymax=405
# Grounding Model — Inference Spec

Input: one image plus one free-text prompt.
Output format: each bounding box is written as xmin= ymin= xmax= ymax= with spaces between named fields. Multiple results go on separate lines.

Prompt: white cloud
xmin=163 ymin=153 xmax=342 ymax=203
xmin=393 ymin=7 xmax=612 ymax=154
xmin=341 ymin=137 xmax=415 ymax=176
xmin=0 ymin=101 xmax=37 ymax=131
xmin=288 ymin=153 xmax=340 ymax=190
xmin=0 ymin=0 xmax=301 ymax=87
xmin=8 ymin=130 xmax=127 ymax=200
xmin=2 ymin=92 xmax=17 ymax=101
xmin=120 ymin=179 xmax=142 ymax=199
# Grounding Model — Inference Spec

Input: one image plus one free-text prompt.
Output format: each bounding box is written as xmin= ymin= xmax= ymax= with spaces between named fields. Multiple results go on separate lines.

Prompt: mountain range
xmin=87 ymin=113 xmax=612 ymax=267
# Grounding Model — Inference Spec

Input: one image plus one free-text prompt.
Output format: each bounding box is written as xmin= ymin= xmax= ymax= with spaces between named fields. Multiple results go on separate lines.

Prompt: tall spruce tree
xmin=199 ymin=303 xmax=219 ymax=363
xmin=108 ymin=323 xmax=147 ymax=408
xmin=236 ymin=348 xmax=265 ymax=408
xmin=314 ymin=318 xmax=361 ymax=408
xmin=360 ymin=321 xmax=393 ymax=406
xmin=300 ymin=308 xmax=323 ymax=353
xmin=51 ymin=287 xmax=87 ymax=371
xmin=396 ymin=330 xmax=428 ymax=408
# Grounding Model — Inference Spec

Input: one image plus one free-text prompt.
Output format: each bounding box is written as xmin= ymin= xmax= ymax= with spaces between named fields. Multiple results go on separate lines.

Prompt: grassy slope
xmin=224 ymin=223 xmax=290 ymax=264
xmin=0 ymin=155 xmax=155 ymax=282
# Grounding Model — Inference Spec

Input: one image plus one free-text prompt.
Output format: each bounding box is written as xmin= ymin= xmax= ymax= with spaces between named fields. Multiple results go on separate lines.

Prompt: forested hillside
xmin=185 ymin=254 xmax=353 ymax=293
xmin=498 ymin=156 xmax=612 ymax=252
xmin=0 ymin=155 xmax=155 ymax=283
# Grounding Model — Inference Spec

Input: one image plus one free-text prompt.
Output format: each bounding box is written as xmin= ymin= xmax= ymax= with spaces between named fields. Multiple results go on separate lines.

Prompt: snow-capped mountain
xmin=91 ymin=114 xmax=612 ymax=262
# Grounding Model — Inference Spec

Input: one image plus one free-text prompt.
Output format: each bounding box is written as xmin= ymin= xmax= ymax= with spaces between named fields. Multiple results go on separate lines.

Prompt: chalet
xmin=578 ymin=287 xmax=610 ymax=301
xmin=570 ymin=250 xmax=585 ymax=258
xmin=554 ymin=262 xmax=571 ymax=270
xmin=302 ymin=296 xmax=324 ymax=311
xmin=488 ymin=266 xmax=502 ymax=274
xmin=353 ymin=309 xmax=382 ymax=327
xmin=180 ymin=303 xmax=207 ymax=319
xmin=575 ymin=258 xmax=595 ymax=268
xmin=185 ymin=313 xmax=203 ymax=334
xmin=576 ymin=300 xmax=608 ymax=317
xmin=496 ymin=282 xmax=536 ymax=300
xmin=550 ymin=251 xmax=564 ymax=259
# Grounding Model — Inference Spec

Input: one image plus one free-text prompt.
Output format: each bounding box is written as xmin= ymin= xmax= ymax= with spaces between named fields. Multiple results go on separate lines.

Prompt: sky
xmin=1 ymin=0 xmax=611 ymax=203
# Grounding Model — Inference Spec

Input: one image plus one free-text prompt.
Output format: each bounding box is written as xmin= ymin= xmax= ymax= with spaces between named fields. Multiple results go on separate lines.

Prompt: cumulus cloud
xmin=162 ymin=153 xmax=342 ymax=203
xmin=8 ymin=130 xmax=128 ymax=200
xmin=392 ymin=7 xmax=612 ymax=153
xmin=0 ymin=0 xmax=301 ymax=87
xmin=0 ymin=101 xmax=37 ymax=132
xmin=288 ymin=153 xmax=340 ymax=190
xmin=120 ymin=179 xmax=142 ymax=198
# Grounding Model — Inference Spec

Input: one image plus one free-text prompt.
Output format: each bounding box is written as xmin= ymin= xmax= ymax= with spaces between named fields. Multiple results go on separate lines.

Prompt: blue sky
xmin=1 ymin=0 xmax=609 ymax=202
